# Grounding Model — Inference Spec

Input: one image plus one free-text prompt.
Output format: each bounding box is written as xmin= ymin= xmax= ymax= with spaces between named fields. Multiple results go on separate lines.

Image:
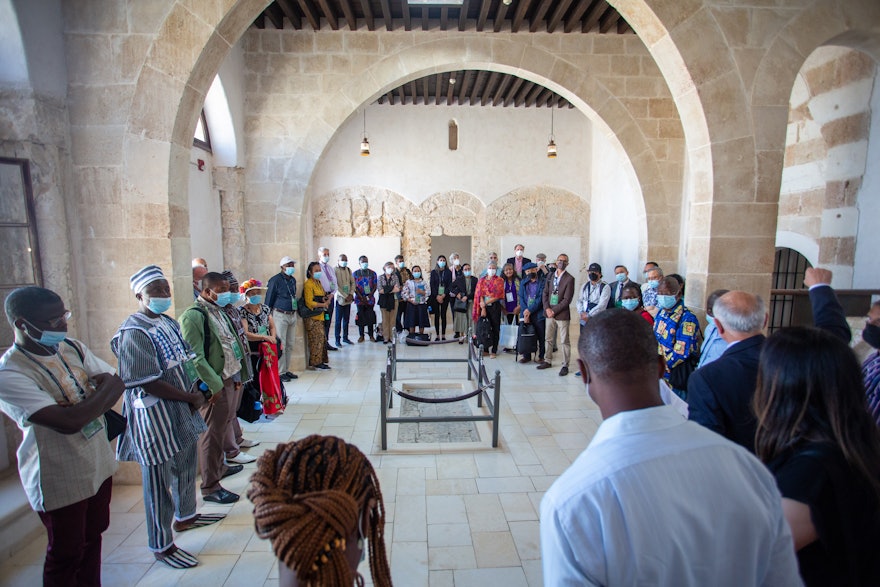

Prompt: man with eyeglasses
xmin=0 ymin=287 xmax=125 ymax=587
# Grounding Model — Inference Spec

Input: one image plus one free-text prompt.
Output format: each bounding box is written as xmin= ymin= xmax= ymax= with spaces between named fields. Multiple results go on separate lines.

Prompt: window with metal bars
xmin=768 ymin=247 xmax=812 ymax=334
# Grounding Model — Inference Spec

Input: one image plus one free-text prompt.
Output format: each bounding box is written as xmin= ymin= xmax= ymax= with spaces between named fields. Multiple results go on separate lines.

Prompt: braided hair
xmin=248 ymin=435 xmax=392 ymax=587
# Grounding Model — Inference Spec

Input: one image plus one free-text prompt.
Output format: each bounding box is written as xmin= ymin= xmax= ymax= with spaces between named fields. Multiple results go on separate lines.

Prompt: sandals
xmin=154 ymin=545 xmax=199 ymax=569
xmin=173 ymin=513 xmax=226 ymax=532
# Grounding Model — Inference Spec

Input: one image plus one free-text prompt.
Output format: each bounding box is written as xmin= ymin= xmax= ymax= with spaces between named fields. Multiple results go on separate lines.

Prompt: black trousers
xmin=431 ymin=298 xmax=450 ymax=336
xmin=484 ymin=303 xmax=502 ymax=354
xmin=523 ymin=318 xmax=546 ymax=361
xmin=322 ymin=299 xmax=335 ymax=342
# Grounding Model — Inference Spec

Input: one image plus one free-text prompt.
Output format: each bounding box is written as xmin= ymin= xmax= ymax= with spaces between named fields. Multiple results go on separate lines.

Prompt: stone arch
xmin=312 ymin=186 xmax=414 ymax=239
xmin=309 ymin=37 xmax=670 ymax=263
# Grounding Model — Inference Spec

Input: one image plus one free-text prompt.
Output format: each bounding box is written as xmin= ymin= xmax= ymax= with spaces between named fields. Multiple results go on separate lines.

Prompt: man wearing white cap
xmin=265 ymin=256 xmax=300 ymax=382
xmin=113 ymin=265 xmax=223 ymax=568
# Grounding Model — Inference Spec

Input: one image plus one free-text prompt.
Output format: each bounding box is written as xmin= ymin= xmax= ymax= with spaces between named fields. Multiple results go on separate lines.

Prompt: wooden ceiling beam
xmin=547 ymin=0 xmax=574 ymax=34
xmin=338 ymin=0 xmax=357 ymax=30
xmin=503 ymin=77 xmax=525 ymax=107
xmin=476 ymin=0 xmax=490 ymax=32
xmin=402 ymin=0 xmax=412 ymax=30
xmin=447 ymin=71 xmax=458 ymax=105
xmin=529 ymin=0 xmax=554 ymax=33
xmin=471 ymin=70 xmax=488 ymax=106
xmin=563 ymin=0 xmax=591 ymax=33
xmin=315 ymin=0 xmax=338 ymax=29
xmin=276 ymin=0 xmax=301 ymax=29
xmin=422 ymin=7 xmax=429 ymax=30
xmin=535 ymin=88 xmax=553 ymax=108
xmin=408 ymin=81 xmax=417 ymax=105
xmin=618 ymin=18 xmax=631 ymax=34
xmin=422 ymin=76 xmax=430 ymax=105
xmin=265 ymin=4 xmax=284 ymax=29
xmin=492 ymin=74 xmax=513 ymax=106
xmin=397 ymin=85 xmax=406 ymax=105
xmin=524 ymin=83 xmax=544 ymax=107
xmin=511 ymin=0 xmax=533 ymax=33
xmin=379 ymin=0 xmax=392 ymax=31
xmin=440 ymin=6 xmax=448 ymax=31
xmin=482 ymin=72 xmax=500 ymax=106
xmin=435 ymin=73 xmax=444 ymax=105
xmin=493 ymin=0 xmax=510 ymax=32
xmin=514 ymin=80 xmax=532 ymax=107
xmin=359 ymin=0 xmax=374 ymax=30
xmin=458 ymin=0 xmax=470 ymax=31
xmin=386 ymin=91 xmax=395 ymax=106
xmin=457 ymin=71 xmax=472 ymax=105
xmin=296 ymin=0 xmax=321 ymax=30
xmin=598 ymin=7 xmax=619 ymax=33
xmin=254 ymin=14 xmax=266 ymax=29
xmin=582 ymin=0 xmax=608 ymax=33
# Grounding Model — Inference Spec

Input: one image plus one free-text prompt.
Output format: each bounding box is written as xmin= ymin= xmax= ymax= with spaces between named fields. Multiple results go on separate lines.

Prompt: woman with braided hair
xmin=248 ymin=435 xmax=392 ymax=587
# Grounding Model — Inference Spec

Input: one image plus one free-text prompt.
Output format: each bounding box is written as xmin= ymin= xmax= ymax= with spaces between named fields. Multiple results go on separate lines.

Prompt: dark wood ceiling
xmin=254 ymin=0 xmax=631 ymax=34
xmin=375 ymin=70 xmax=574 ymax=108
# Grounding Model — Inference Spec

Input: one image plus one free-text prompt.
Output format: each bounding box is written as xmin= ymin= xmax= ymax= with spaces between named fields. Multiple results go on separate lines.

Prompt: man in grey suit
xmin=538 ymin=253 xmax=575 ymax=376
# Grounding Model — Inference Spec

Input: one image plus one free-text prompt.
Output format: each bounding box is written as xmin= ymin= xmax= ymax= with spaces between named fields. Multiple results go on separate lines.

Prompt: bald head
xmin=713 ymin=291 xmax=766 ymax=339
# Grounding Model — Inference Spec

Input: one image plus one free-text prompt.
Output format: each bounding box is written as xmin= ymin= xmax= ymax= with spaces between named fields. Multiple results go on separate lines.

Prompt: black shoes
xmin=559 ymin=366 xmax=569 ymax=376
xmin=326 ymin=343 xmax=338 ymax=351
xmin=315 ymin=363 xmax=331 ymax=370
xmin=280 ymin=371 xmax=298 ymax=382
xmin=203 ymin=488 xmax=240 ymax=504
xmin=536 ymin=362 xmax=551 ymax=370
xmin=221 ymin=464 xmax=243 ymax=479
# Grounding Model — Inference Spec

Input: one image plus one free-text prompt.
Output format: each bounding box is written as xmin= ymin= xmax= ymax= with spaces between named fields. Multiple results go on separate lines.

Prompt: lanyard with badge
xmin=550 ymin=275 xmax=560 ymax=306
xmin=283 ymin=277 xmax=298 ymax=310
xmin=16 ymin=344 xmax=105 ymax=439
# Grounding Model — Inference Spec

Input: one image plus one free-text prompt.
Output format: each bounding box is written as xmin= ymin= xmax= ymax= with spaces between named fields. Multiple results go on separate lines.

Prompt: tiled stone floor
xmin=0 ymin=332 xmax=598 ymax=586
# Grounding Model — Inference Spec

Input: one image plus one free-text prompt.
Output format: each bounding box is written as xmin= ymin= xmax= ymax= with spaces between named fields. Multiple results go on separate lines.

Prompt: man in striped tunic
xmin=112 ymin=265 xmax=223 ymax=568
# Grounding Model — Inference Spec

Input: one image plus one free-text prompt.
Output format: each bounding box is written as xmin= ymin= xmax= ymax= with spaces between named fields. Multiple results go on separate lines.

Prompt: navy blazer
xmin=429 ymin=267 xmax=453 ymax=298
xmin=687 ymin=284 xmax=850 ymax=453
xmin=609 ymin=278 xmax=639 ymax=307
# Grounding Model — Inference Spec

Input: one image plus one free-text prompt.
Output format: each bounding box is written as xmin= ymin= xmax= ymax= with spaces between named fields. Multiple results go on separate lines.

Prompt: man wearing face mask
xmin=518 ymin=263 xmax=546 ymax=364
xmin=696 ymin=289 xmax=730 ymax=369
xmin=394 ymin=255 xmax=412 ymax=335
xmin=179 ymin=272 xmax=250 ymax=504
xmin=506 ymin=244 xmax=532 ymax=278
xmin=610 ymin=265 xmax=638 ymax=308
xmin=577 ymin=263 xmax=611 ymax=327
xmin=0 ymin=287 xmax=125 ymax=586
xmin=354 ymin=256 xmax=378 ymax=342
xmin=113 ymin=266 xmax=219 ymax=568
xmin=653 ymin=276 xmax=701 ymax=399
xmin=317 ymin=247 xmax=339 ymax=351
xmin=334 ymin=254 xmax=355 ymax=346
xmin=265 ymin=257 xmax=299 ymax=382
xmin=862 ymin=300 xmax=880 ymax=426
xmin=539 ymin=254 xmax=576 ymax=376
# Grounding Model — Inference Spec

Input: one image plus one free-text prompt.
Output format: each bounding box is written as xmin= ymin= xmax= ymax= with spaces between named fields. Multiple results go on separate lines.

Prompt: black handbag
xmin=453 ymin=298 xmax=468 ymax=313
xmin=297 ymin=295 xmax=324 ymax=319
xmin=475 ymin=316 xmax=493 ymax=349
xmin=669 ymin=353 xmax=700 ymax=390
xmin=237 ymin=381 xmax=263 ymax=423
xmin=516 ymin=322 xmax=537 ymax=354
xmin=104 ymin=409 xmax=127 ymax=441
xmin=378 ymin=292 xmax=396 ymax=311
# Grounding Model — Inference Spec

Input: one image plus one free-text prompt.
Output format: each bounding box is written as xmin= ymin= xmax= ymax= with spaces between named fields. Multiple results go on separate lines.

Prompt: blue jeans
xmin=334 ymin=301 xmax=352 ymax=343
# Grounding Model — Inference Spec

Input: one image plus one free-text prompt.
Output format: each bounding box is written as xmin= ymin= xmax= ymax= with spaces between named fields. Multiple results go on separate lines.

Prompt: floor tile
xmin=472 ymin=532 xmax=520 ymax=567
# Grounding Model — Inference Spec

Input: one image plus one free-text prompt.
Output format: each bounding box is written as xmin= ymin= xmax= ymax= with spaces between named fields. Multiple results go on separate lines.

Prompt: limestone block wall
xmin=312 ymin=186 xmax=590 ymax=282
xmin=778 ymin=48 xmax=876 ymax=286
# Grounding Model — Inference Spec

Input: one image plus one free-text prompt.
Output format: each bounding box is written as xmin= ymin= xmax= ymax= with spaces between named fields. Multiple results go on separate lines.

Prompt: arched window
xmin=448 ymin=120 xmax=458 ymax=151
xmin=768 ymin=247 xmax=812 ymax=333
xmin=193 ymin=110 xmax=212 ymax=152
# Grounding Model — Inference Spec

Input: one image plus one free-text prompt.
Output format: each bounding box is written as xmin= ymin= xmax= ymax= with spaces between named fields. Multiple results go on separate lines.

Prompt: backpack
xmin=475 ymin=316 xmax=493 ymax=349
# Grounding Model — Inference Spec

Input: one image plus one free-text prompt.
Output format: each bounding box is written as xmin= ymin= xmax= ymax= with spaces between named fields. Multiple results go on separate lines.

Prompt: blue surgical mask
xmin=398 ymin=261 xmax=405 ymax=268
xmin=615 ymin=273 xmax=627 ymax=283
xmin=707 ymin=315 xmax=715 ymax=327
xmin=413 ymin=272 xmax=422 ymax=279
xmin=621 ymin=298 xmax=639 ymax=311
xmin=24 ymin=321 xmax=67 ymax=348
xmin=647 ymin=279 xmax=659 ymax=289
xmin=657 ymin=295 xmax=677 ymax=310
xmin=360 ymin=262 xmax=369 ymax=270
xmin=147 ymin=296 xmax=172 ymax=314
xmin=463 ymin=270 xmax=472 ymax=277
xmin=248 ymin=295 xmax=263 ymax=305
xmin=284 ymin=266 xmax=295 ymax=276
xmin=313 ymin=271 xmax=323 ymax=280
xmin=339 ymin=261 xmax=348 ymax=268
xmin=438 ymin=261 xmax=446 ymax=268
xmin=321 ymin=255 xmax=330 ymax=263
xmin=215 ymin=292 xmax=235 ymax=307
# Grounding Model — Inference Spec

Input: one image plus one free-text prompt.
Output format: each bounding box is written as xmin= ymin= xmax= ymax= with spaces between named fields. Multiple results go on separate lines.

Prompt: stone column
xmin=215 ymin=166 xmax=247 ymax=277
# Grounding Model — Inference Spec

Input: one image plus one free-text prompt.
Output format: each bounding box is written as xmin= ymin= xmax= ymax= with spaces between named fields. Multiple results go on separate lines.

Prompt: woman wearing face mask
xmin=401 ymin=265 xmax=431 ymax=336
xmin=240 ymin=279 xmax=284 ymax=416
xmin=377 ymin=262 xmax=401 ymax=344
xmin=620 ymin=284 xmax=653 ymax=325
xmin=473 ymin=261 xmax=505 ymax=358
xmin=353 ymin=256 xmax=378 ymax=343
xmin=450 ymin=263 xmax=476 ymax=341
xmin=863 ymin=300 xmax=880 ymax=427
xmin=429 ymin=255 xmax=453 ymax=341
xmin=303 ymin=262 xmax=331 ymax=371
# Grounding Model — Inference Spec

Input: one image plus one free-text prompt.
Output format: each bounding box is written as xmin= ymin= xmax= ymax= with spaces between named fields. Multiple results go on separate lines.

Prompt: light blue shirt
xmin=697 ymin=320 xmax=728 ymax=369
xmin=540 ymin=405 xmax=802 ymax=587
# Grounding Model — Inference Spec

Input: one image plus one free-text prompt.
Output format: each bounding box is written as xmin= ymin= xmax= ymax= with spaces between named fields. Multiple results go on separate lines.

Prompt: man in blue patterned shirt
xmin=653 ymin=275 xmax=701 ymax=399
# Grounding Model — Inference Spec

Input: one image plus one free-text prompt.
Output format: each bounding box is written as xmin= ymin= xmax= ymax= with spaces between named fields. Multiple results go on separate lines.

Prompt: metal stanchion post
xmin=492 ymin=370 xmax=501 ymax=448
xmin=380 ymin=372 xmax=387 ymax=450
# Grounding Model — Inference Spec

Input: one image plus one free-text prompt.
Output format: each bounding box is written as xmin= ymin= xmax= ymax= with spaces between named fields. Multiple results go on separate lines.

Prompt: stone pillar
xmin=215 ymin=166 xmax=247 ymax=277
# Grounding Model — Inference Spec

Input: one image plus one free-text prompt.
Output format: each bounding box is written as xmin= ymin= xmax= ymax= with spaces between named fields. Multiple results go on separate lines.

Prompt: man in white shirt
xmin=540 ymin=309 xmax=802 ymax=587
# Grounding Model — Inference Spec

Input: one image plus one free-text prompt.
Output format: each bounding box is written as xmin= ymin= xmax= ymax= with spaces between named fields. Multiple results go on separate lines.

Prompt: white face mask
xmin=384 ymin=267 xmax=393 ymax=275
xmin=515 ymin=250 xmax=523 ymax=257
xmin=452 ymin=258 xmax=460 ymax=266
xmin=487 ymin=269 xmax=497 ymax=277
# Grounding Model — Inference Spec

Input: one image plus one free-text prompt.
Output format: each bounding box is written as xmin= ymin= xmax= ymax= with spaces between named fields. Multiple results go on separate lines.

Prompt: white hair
xmin=318 ymin=246 xmax=329 ymax=254
xmin=713 ymin=293 xmax=766 ymax=334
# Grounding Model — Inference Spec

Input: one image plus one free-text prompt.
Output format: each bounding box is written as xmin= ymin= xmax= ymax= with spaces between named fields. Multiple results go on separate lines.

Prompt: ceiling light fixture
xmin=449 ymin=76 xmax=456 ymax=85
xmin=502 ymin=0 xmax=513 ymax=5
xmin=547 ymin=107 xmax=557 ymax=158
xmin=360 ymin=110 xmax=370 ymax=156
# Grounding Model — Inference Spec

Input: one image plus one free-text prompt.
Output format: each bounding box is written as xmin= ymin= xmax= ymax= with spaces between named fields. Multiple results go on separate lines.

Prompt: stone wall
xmin=778 ymin=47 xmax=876 ymax=286
xmin=312 ymin=185 xmax=590 ymax=281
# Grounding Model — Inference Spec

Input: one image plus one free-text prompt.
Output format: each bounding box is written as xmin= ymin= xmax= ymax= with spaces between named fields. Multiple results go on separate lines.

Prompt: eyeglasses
xmin=47 ymin=311 xmax=72 ymax=329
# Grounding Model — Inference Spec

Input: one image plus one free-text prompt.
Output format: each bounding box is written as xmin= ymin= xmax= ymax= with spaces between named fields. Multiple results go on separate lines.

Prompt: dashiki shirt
xmin=354 ymin=269 xmax=378 ymax=306
xmin=653 ymin=300 xmax=701 ymax=376
xmin=112 ymin=313 xmax=207 ymax=467
xmin=863 ymin=351 xmax=880 ymax=427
